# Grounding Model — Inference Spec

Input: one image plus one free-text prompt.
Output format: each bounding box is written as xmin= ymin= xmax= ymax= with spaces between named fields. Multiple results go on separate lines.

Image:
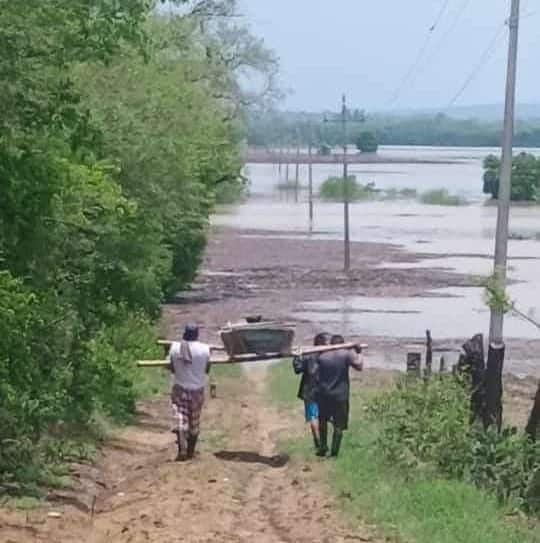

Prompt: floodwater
xmin=213 ymin=146 xmax=540 ymax=374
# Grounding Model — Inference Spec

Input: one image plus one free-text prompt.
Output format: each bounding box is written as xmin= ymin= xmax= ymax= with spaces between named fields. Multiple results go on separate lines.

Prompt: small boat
xmin=219 ymin=321 xmax=295 ymax=358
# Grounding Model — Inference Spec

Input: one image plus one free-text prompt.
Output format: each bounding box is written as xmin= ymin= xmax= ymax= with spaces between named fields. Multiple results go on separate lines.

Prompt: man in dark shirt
xmin=316 ymin=334 xmax=363 ymax=458
xmin=293 ymin=332 xmax=330 ymax=451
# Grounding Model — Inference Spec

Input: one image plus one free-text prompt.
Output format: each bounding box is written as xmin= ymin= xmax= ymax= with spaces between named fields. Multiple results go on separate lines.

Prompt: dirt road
xmin=0 ymin=367 xmax=377 ymax=543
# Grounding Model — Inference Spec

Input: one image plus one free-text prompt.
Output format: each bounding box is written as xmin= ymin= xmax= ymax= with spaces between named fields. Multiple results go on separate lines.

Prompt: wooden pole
xmin=138 ymin=342 xmax=367 ymax=368
xmin=295 ymin=129 xmax=300 ymax=203
xmin=406 ymin=352 xmax=421 ymax=378
xmin=342 ymin=94 xmax=351 ymax=272
xmin=425 ymin=330 xmax=433 ymax=379
xmin=308 ymin=129 xmax=314 ymax=232
xmin=525 ymin=380 xmax=540 ymax=441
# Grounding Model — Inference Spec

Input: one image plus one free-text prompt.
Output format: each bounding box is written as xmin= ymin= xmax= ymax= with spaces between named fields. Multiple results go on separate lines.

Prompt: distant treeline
xmin=247 ymin=111 xmax=540 ymax=149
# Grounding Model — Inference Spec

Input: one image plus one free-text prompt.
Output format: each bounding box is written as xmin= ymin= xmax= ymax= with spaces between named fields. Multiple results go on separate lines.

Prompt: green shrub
xmin=420 ymin=188 xmax=468 ymax=206
xmin=320 ymin=176 xmax=378 ymax=201
xmin=369 ymin=377 xmax=540 ymax=514
xmin=356 ymin=130 xmax=379 ymax=153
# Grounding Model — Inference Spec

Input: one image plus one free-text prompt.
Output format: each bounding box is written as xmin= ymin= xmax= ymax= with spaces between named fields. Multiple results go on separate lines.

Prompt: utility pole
xmin=342 ymin=94 xmax=351 ymax=272
xmin=308 ymin=122 xmax=314 ymax=232
xmin=486 ymin=0 xmax=520 ymax=429
xmin=324 ymin=94 xmax=361 ymax=272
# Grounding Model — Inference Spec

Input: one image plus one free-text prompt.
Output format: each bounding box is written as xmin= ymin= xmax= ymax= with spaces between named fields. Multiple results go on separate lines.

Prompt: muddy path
xmin=0 ymin=367 xmax=378 ymax=543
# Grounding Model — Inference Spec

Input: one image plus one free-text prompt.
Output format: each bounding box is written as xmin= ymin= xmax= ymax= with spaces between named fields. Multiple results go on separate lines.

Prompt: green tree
xmin=356 ymin=131 xmax=379 ymax=153
xmin=483 ymin=153 xmax=540 ymax=201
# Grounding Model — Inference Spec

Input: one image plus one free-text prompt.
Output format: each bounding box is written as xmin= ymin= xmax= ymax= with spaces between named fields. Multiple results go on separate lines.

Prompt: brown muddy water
xmin=213 ymin=146 xmax=540 ymax=376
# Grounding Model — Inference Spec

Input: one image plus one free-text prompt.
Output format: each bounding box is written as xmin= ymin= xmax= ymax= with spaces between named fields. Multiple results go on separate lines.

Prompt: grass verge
xmin=266 ymin=362 xmax=540 ymax=543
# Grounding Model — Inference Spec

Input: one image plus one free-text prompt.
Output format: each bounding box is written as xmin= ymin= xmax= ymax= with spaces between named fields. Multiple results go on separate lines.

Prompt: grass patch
xmin=420 ymin=188 xmax=468 ymax=206
xmin=334 ymin=418 xmax=539 ymax=543
xmin=267 ymin=359 xmax=297 ymax=407
xmin=320 ymin=176 xmax=379 ymax=202
xmin=266 ymin=366 xmax=539 ymax=542
xmin=211 ymin=363 xmax=242 ymax=380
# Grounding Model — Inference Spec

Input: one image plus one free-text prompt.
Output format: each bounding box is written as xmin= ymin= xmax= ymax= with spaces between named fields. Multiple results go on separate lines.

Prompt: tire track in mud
xmin=0 ymin=367 xmax=378 ymax=543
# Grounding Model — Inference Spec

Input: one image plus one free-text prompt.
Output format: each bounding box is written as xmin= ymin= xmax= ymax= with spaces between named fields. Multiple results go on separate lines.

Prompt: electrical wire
xmin=445 ymin=23 xmax=507 ymax=109
xmin=387 ymin=0 xmax=452 ymax=106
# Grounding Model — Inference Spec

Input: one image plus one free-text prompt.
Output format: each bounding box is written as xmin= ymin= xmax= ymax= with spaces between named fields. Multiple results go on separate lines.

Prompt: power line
xmin=422 ymin=0 xmax=472 ymax=70
xmin=387 ymin=0 xmax=452 ymax=106
xmin=445 ymin=23 xmax=507 ymax=109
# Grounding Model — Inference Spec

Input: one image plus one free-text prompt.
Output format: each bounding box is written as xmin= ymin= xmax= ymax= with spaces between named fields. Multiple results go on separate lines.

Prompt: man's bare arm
xmin=349 ymin=346 xmax=364 ymax=371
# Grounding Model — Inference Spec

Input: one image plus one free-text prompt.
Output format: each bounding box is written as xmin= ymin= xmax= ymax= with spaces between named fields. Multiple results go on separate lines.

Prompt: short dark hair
xmin=330 ymin=334 xmax=345 ymax=345
xmin=314 ymin=332 xmax=330 ymax=346
xmin=183 ymin=324 xmax=199 ymax=341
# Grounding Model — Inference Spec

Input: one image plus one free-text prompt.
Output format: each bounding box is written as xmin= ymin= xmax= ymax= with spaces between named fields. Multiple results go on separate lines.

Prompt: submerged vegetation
xmin=420 ymin=188 xmax=468 ymax=206
xmin=0 ymin=0 xmax=277 ymax=494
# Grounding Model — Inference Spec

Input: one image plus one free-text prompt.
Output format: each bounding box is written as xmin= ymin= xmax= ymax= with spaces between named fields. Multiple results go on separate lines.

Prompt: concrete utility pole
xmin=308 ymin=122 xmax=314 ymax=232
xmin=489 ymin=0 xmax=520 ymax=346
xmin=342 ymin=94 xmax=351 ymax=272
xmin=295 ymin=126 xmax=300 ymax=203
xmin=485 ymin=0 xmax=520 ymax=430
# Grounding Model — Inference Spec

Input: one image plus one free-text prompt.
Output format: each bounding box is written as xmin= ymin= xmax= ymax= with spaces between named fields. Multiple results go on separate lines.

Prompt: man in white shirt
xmin=169 ymin=324 xmax=211 ymax=461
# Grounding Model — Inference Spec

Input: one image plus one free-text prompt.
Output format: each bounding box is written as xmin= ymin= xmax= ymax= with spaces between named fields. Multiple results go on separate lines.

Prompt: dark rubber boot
xmin=175 ymin=430 xmax=187 ymax=462
xmin=187 ymin=434 xmax=199 ymax=459
xmin=330 ymin=429 xmax=343 ymax=458
xmin=316 ymin=420 xmax=328 ymax=457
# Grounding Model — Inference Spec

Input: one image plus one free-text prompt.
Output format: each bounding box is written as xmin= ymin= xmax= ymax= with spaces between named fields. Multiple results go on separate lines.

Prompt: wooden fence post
xmin=425 ymin=330 xmax=433 ymax=379
xmin=525 ymin=380 xmax=540 ymax=441
xmin=439 ymin=356 xmax=446 ymax=374
xmin=484 ymin=343 xmax=504 ymax=430
xmin=458 ymin=334 xmax=486 ymax=423
xmin=407 ymin=352 xmax=422 ymax=378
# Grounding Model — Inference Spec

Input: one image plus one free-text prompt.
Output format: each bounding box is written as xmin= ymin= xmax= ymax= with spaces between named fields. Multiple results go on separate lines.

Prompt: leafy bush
xmin=483 ymin=153 xmax=540 ymax=201
xmin=356 ymin=130 xmax=379 ymax=153
xmin=369 ymin=377 xmax=540 ymax=514
xmin=420 ymin=188 xmax=468 ymax=206
xmin=320 ymin=176 xmax=378 ymax=201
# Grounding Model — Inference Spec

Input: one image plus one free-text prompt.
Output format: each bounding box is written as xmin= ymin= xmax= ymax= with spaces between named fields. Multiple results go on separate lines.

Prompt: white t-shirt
xmin=169 ymin=340 xmax=211 ymax=390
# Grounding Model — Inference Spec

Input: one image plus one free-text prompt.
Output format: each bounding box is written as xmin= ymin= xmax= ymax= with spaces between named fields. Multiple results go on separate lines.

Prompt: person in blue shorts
xmin=293 ymin=332 xmax=330 ymax=451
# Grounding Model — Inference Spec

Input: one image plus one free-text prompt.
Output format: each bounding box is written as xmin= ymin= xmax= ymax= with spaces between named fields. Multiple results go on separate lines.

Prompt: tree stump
xmin=458 ymin=334 xmax=486 ymax=423
xmin=525 ymin=380 xmax=540 ymax=441
xmin=484 ymin=343 xmax=504 ymax=430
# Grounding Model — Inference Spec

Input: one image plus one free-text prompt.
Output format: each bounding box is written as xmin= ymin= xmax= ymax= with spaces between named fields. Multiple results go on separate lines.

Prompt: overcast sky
xmin=238 ymin=0 xmax=540 ymax=112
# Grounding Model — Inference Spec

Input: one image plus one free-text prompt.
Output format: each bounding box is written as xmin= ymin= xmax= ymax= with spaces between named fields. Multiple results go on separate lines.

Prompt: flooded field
xmin=213 ymin=146 xmax=540 ymax=375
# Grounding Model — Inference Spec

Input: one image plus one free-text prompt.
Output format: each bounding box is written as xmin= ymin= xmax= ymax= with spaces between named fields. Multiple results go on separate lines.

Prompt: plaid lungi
xmin=171 ymin=385 xmax=205 ymax=436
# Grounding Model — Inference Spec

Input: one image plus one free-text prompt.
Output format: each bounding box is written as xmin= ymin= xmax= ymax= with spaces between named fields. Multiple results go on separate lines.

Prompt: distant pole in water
xmin=308 ymin=123 xmax=314 ymax=232
xmin=285 ymin=142 xmax=290 ymax=182
xmin=486 ymin=0 xmax=520 ymax=429
xmin=342 ymin=93 xmax=350 ymax=272
xmin=295 ymin=126 xmax=300 ymax=203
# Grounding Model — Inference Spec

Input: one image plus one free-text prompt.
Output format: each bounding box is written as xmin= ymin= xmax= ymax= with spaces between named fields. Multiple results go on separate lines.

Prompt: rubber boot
xmin=176 ymin=430 xmax=188 ymax=462
xmin=187 ymin=434 xmax=199 ymax=459
xmin=316 ymin=420 xmax=328 ymax=457
xmin=330 ymin=429 xmax=343 ymax=458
